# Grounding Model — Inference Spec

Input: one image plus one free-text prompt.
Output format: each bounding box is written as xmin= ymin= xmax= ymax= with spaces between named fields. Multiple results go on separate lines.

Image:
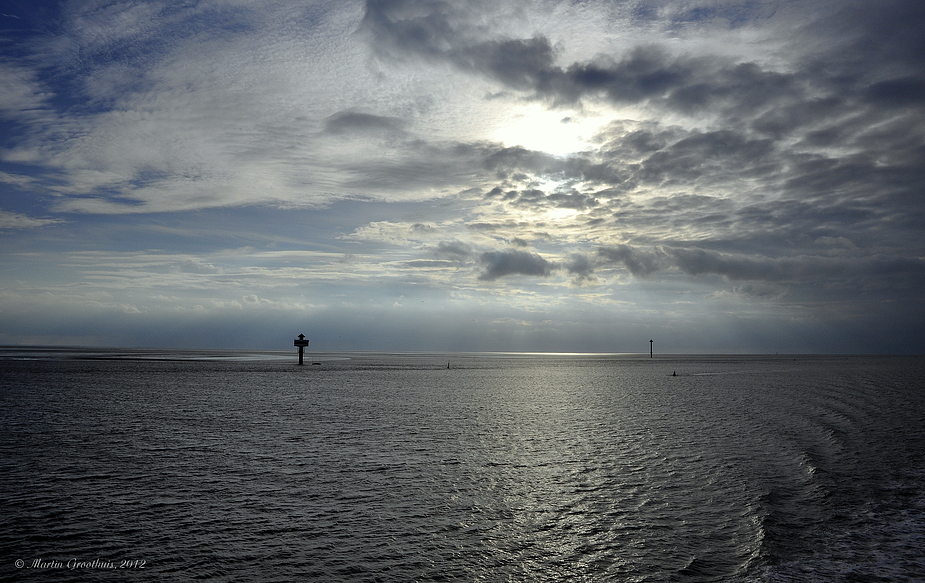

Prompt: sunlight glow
xmin=492 ymin=107 xmax=606 ymax=156
xmin=545 ymin=207 xmax=580 ymax=220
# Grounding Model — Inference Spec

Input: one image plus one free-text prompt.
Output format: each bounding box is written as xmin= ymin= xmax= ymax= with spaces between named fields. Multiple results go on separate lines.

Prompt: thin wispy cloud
xmin=1 ymin=0 xmax=923 ymax=352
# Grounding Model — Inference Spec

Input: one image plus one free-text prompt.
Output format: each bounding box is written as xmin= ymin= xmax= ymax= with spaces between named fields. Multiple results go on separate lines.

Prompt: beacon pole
xmin=294 ymin=334 xmax=309 ymax=365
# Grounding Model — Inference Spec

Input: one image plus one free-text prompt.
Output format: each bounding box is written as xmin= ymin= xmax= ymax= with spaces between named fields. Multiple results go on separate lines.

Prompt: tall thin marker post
xmin=649 ymin=339 xmax=653 ymax=358
xmin=294 ymin=334 xmax=309 ymax=365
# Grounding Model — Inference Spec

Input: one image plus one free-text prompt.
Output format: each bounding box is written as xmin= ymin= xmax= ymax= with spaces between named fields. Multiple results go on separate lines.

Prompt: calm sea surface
xmin=2 ymin=349 xmax=924 ymax=582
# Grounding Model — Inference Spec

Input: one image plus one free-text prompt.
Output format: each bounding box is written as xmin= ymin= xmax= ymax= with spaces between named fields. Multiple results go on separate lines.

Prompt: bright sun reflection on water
xmin=493 ymin=106 xmax=606 ymax=157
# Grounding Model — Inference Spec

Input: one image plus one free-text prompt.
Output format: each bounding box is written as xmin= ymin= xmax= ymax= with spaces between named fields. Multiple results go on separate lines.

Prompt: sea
xmin=1 ymin=348 xmax=924 ymax=582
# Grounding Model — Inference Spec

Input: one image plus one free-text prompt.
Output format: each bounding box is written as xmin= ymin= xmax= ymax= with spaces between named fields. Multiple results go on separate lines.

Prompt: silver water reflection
xmin=1 ymin=353 xmax=923 ymax=582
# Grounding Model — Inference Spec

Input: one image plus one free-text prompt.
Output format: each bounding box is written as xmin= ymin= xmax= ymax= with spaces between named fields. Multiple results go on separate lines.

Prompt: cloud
xmin=596 ymin=245 xmax=665 ymax=278
xmin=0 ymin=210 xmax=64 ymax=229
xmin=565 ymin=252 xmax=596 ymax=283
xmin=814 ymin=236 xmax=855 ymax=249
xmin=403 ymin=259 xmax=455 ymax=268
xmin=363 ymin=0 xmax=925 ymax=131
xmin=323 ymin=110 xmax=409 ymax=135
xmin=2 ymin=0 xmax=925 ymax=353
xmin=343 ymin=220 xmax=442 ymax=245
xmin=0 ymin=1 xmax=376 ymax=213
xmin=363 ymin=3 xmax=715 ymax=108
xmin=667 ymin=248 xmax=925 ymax=285
xmin=723 ymin=283 xmax=789 ymax=301
xmin=485 ymin=186 xmax=598 ymax=212
xmin=431 ymin=240 xmax=474 ymax=261
xmin=364 ymin=1 xmax=784 ymax=113
xmin=243 ymin=294 xmax=273 ymax=304
xmin=563 ymin=243 xmax=925 ymax=303
xmin=0 ymin=171 xmax=39 ymax=188
xmin=478 ymin=249 xmax=556 ymax=280
xmin=0 ymin=61 xmax=53 ymax=120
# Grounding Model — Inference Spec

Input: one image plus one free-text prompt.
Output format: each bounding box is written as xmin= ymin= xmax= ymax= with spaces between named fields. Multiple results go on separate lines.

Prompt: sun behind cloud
xmin=491 ymin=105 xmax=607 ymax=157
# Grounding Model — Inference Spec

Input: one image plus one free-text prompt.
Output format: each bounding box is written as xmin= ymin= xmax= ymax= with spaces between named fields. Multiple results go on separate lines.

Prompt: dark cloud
xmin=569 ymin=243 xmax=925 ymax=305
xmin=456 ymin=36 xmax=561 ymax=94
xmin=809 ymin=0 xmax=925 ymax=75
xmin=360 ymin=0 xmax=467 ymax=61
xmin=487 ymin=186 xmax=598 ymax=211
xmin=750 ymin=97 xmax=847 ymax=139
xmin=565 ymin=252 xmax=595 ymax=283
xmin=596 ymin=245 xmax=665 ymax=278
xmin=561 ymin=46 xmax=700 ymax=106
xmin=478 ymin=249 xmax=556 ymax=280
xmin=668 ymin=248 xmax=925 ymax=285
xmin=431 ymin=240 xmax=474 ymax=261
xmin=665 ymin=62 xmax=799 ymax=117
xmin=864 ymin=77 xmax=925 ymax=108
xmin=363 ymin=2 xmax=799 ymax=114
xmin=361 ymin=2 xmax=691 ymax=107
xmin=362 ymin=0 xmax=925 ymax=139
xmin=596 ymin=245 xmax=919 ymax=303
xmin=323 ymin=110 xmax=409 ymax=135
xmin=481 ymin=145 xmax=564 ymax=177
xmin=635 ymin=129 xmax=776 ymax=185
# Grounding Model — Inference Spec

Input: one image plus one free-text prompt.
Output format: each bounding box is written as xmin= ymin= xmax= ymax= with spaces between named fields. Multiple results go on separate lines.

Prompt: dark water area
xmin=2 ymin=350 xmax=924 ymax=581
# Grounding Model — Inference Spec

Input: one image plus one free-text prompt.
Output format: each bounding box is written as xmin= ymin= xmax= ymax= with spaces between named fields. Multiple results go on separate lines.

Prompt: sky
xmin=1 ymin=0 xmax=924 ymax=354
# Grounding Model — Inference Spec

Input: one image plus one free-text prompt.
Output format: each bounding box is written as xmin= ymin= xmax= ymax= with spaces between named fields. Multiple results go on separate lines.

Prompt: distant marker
xmin=650 ymin=339 xmax=653 ymax=358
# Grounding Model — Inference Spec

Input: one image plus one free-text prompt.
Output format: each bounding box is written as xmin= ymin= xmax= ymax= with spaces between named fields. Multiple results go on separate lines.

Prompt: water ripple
xmin=2 ymin=354 xmax=923 ymax=581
